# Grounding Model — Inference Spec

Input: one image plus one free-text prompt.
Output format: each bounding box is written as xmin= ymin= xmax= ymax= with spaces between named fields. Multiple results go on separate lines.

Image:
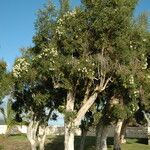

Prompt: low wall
xmin=0 ymin=125 xmax=7 ymax=134
xmin=0 ymin=125 xmax=148 ymax=139
xmin=87 ymin=126 xmax=148 ymax=138
xmin=0 ymin=125 xmax=27 ymax=134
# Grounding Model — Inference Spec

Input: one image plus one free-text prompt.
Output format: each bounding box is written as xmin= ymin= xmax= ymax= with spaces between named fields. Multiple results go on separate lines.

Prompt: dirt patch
xmin=0 ymin=136 xmax=30 ymax=150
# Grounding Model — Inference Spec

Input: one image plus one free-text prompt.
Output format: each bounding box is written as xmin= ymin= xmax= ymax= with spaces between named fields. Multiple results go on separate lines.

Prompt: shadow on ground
xmin=45 ymin=136 xmax=115 ymax=150
xmin=136 ymin=138 xmax=147 ymax=144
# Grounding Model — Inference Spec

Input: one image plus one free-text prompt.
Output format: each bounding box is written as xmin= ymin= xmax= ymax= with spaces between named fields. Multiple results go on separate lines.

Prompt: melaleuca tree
xmin=110 ymin=12 xmax=150 ymax=149
xmin=12 ymin=56 xmax=65 ymax=150
xmin=19 ymin=0 xmax=148 ymax=150
xmin=118 ymin=12 xmax=150 ymax=146
xmin=134 ymin=20 xmax=150 ymax=144
xmin=30 ymin=0 xmax=144 ymax=150
xmin=32 ymin=1 xmax=113 ymax=150
xmin=110 ymin=13 xmax=150 ymax=150
xmin=138 ymin=55 xmax=150 ymax=145
xmin=94 ymin=76 xmax=129 ymax=150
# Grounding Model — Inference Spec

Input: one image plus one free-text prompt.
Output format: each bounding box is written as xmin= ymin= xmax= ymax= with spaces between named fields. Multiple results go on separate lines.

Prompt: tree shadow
xmin=126 ymin=138 xmax=148 ymax=145
xmin=45 ymin=136 xmax=114 ymax=150
xmin=45 ymin=135 xmax=64 ymax=150
xmin=136 ymin=138 xmax=148 ymax=144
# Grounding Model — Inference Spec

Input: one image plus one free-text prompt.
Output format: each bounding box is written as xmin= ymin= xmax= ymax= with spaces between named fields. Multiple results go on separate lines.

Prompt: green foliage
xmin=59 ymin=0 xmax=70 ymax=15
xmin=0 ymin=60 xmax=13 ymax=101
xmin=33 ymin=0 xmax=58 ymax=49
xmin=0 ymin=60 xmax=6 ymax=75
xmin=64 ymin=111 xmax=77 ymax=123
xmin=11 ymin=0 xmax=150 ymax=131
xmin=109 ymin=105 xmax=127 ymax=120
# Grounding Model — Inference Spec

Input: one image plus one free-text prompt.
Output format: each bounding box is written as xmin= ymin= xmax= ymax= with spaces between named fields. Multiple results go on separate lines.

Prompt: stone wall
xmin=0 ymin=125 xmax=148 ymax=139
xmin=87 ymin=126 xmax=148 ymax=138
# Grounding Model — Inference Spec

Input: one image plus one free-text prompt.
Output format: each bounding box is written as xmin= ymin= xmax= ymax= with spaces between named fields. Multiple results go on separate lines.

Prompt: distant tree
xmin=0 ymin=60 xmax=12 ymax=100
xmin=0 ymin=99 xmax=19 ymax=136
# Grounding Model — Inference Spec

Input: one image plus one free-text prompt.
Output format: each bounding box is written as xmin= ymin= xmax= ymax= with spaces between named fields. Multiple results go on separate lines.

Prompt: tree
xmin=32 ymin=1 xmax=113 ymax=149
xmin=13 ymin=1 xmax=149 ymax=150
xmin=12 ymin=56 xmax=65 ymax=150
xmin=129 ymin=12 xmax=150 ymax=145
xmin=0 ymin=99 xmax=18 ymax=136
xmin=30 ymin=0 xmax=141 ymax=150
xmin=0 ymin=60 xmax=12 ymax=100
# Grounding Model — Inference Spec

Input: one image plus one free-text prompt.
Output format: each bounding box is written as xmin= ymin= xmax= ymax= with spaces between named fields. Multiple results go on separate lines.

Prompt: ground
xmin=0 ymin=134 xmax=149 ymax=150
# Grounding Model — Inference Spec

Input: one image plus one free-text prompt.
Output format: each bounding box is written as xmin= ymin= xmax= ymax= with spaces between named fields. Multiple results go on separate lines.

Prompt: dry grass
xmin=0 ymin=134 xmax=149 ymax=150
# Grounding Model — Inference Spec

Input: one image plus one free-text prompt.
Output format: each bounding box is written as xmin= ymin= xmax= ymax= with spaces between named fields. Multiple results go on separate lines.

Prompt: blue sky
xmin=0 ymin=0 xmax=150 ymax=70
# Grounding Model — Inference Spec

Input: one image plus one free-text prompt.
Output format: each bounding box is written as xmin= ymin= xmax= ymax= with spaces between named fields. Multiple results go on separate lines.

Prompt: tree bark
xmin=79 ymin=129 xmax=88 ymax=150
xmin=39 ymin=142 xmax=45 ymax=150
xmin=31 ymin=143 xmax=38 ymax=150
xmin=113 ymin=120 xmax=123 ymax=150
xmin=27 ymin=120 xmax=39 ymax=150
xmin=64 ymin=122 xmax=75 ymax=150
xmin=38 ymin=126 xmax=48 ymax=150
xmin=74 ymin=77 xmax=111 ymax=127
xmin=63 ymin=78 xmax=111 ymax=150
xmin=148 ymin=123 xmax=150 ymax=145
xmin=142 ymin=111 xmax=150 ymax=145
xmin=74 ymin=92 xmax=98 ymax=126
xmin=64 ymin=90 xmax=75 ymax=150
xmin=120 ymin=119 xmax=130 ymax=144
xmin=96 ymin=122 xmax=109 ymax=150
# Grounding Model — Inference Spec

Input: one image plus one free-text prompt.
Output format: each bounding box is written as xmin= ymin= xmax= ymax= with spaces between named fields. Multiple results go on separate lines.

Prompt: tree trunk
xmin=38 ymin=126 xmax=48 ymax=150
xmin=142 ymin=111 xmax=150 ymax=145
xmin=39 ymin=133 xmax=46 ymax=150
xmin=113 ymin=120 xmax=123 ymax=150
xmin=27 ymin=121 xmax=39 ymax=150
xmin=74 ymin=92 xmax=98 ymax=126
xmin=120 ymin=119 xmax=130 ymax=144
xmin=79 ymin=129 xmax=88 ymax=150
xmin=96 ymin=122 xmax=109 ymax=150
xmin=64 ymin=122 xmax=75 ymax=150
xmin=74 ymin=77 xmax=111 ymax=127
xmin=31 ymin=143 xmax=38 ymax=150
xmin=64 ymin=90 xmax=75 ymax=150
xmin=148 ymin=123 xmax=150 ymax=145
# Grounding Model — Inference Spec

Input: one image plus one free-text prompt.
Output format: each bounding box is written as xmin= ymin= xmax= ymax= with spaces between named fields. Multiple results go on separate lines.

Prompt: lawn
xmin=0 ymin=134 xmax=149 ymax=150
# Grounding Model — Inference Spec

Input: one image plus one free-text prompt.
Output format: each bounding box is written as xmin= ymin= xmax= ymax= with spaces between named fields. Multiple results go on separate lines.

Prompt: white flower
xmin=12 ymin=58 xmax=30 ymax=78
xmin=130 ymin=45 xmax=133 ymax=48
xmin=134 ymin=90 xmax=139 ymax=94
xmin=129 ymin=75 xmax=134 ymax=84
xmin=147 ymin=75 xmax=150 ymax=79
xmin=142 ymin=63 xmax=148 ymax=70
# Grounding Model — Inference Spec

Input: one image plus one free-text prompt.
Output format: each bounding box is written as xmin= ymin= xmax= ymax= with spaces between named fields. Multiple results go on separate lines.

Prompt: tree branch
xmin=83 ymin=80 xmax=92 ymax=104
xmin=100 ymin=77 xmax=112 ymax=92
xmin=142 ymin=111 xmax=150 ymax=123
xmin=74 ymin=77 xmax=111 ymax=126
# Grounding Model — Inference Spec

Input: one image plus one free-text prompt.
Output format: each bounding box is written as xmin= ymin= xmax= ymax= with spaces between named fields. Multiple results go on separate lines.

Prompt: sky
xmin=0 ymin=0 xmax=150 ymax=71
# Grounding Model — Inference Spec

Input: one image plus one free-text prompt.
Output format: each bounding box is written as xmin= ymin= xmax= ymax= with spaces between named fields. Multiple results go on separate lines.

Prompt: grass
xmin=7 ymin=134 xmax=27 ymax=141
xmin=0 ymin=134 xmax=149 ymax=150
xmin=121 ymin=138 xmax=150 ymax=150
